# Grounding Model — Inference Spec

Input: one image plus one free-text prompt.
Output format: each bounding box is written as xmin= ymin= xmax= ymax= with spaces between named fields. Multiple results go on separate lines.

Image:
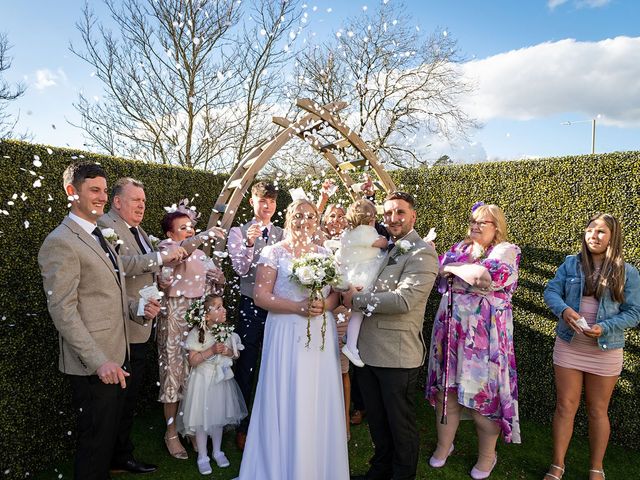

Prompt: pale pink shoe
xmin=429 ymin=444 xmax=454 ymax=468
xmin=470 ymin=454 xmax=497 ymax=480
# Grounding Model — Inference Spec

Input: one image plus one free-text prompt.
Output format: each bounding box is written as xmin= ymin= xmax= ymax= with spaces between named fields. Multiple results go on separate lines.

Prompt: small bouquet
xmin=210 ymin=323 xmax=235 ymax=343
xmin=290 ymin=252 xmax=343 ymax=349
xmin=148 ymin=234 xmax=161 ymax=250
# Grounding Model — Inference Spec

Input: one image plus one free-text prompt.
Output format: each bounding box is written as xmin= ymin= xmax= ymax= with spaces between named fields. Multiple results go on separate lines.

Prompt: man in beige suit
xmin=39 ymin=163 xmax=162 ymax=480
xmin=344 ymin=191 xmax=438 ymax=480
xmin=97 ymin=177 xmax=167 ymax=474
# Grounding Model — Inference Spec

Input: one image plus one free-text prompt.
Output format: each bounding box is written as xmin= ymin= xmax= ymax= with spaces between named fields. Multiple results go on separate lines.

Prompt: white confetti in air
xmin=47 ymin=148 xmax=53 ymax=155
xmin=33 ymin=179 xmax=42 ymax=188
xmin=260 ymin=28 xmax=267 ymax=36
xmin=24 ymin=220 xmax=30 ymax=229
xmin=327 ymin=8 xmax=332 ymax=12
xmin=33 ymin=156 xmax=42 ymax=167
xmin=443 ymin=30 xmax=448 ymax=37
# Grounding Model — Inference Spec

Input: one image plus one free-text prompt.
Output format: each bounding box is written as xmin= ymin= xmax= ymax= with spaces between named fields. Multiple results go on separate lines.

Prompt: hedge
xmin=0 ymin=140 xmax=233 ymax=478
xmin=1 ymin=140 xmax=639 ymax=478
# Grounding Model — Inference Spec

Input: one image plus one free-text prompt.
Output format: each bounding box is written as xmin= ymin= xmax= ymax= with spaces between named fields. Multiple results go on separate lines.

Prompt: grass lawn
xmin=37 ymin=393 xmax=638 ymax=479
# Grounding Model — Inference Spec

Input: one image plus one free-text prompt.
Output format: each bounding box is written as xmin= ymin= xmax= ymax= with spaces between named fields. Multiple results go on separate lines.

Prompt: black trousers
xmin=68 ymin=374 xmax=126 ymax=480
xmin=233 ymin=295 xmax=268 ymax=433
xmin=358 ymin=364 xmax=421 ymax=480
xmin=111 ymin=341 xmax=147 ymax=465
xmin=350 ymin=366 xmax=366 ymax=411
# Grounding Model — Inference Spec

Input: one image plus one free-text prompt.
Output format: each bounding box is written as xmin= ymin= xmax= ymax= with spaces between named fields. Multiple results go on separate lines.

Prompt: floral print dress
xmin=426 ymin=241 xmax=522 ymax=443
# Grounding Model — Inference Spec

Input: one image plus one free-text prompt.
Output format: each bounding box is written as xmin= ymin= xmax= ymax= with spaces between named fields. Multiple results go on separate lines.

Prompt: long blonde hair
xmin=580 ymin=213 xmax=625 ymax=303
xmin=464 ymin=204 xmax=508 ymax=246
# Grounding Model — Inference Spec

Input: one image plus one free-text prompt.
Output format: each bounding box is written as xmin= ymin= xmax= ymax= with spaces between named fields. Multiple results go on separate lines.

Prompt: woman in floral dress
xmin=426 ymin=203 xmax=521 ymax=480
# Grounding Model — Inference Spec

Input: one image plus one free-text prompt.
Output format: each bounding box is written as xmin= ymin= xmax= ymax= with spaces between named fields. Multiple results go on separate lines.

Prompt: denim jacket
xmin=544 ymin=254 xmax=640 ymax=350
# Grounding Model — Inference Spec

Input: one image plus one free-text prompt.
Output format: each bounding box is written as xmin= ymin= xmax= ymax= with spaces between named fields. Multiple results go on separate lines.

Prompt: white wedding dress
xmin=236 ymin=243 xmax=350 ymax=480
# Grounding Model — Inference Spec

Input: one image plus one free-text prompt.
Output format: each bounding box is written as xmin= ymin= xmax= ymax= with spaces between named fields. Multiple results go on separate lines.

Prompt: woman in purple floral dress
xmin=426 ymin=203 xmax=521 ymax=480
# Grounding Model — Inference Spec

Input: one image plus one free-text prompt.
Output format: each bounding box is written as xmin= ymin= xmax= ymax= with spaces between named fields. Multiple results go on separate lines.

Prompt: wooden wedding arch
xmin=204 ymin=99 xmax=397 ymax=252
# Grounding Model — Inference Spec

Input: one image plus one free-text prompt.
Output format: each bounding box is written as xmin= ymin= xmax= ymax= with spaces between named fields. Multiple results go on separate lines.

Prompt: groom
xmin=343 ymin=191 xmax=438 ymax=480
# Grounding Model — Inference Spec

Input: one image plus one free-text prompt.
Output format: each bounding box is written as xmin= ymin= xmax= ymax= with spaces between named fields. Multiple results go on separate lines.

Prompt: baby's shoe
xmin=213 ymin=451 xmax=230 ymax=468
xmin=342 ymin=345 xmax=365 ymax=367
xmin=197 ymin=456 xmax=212 ymax=475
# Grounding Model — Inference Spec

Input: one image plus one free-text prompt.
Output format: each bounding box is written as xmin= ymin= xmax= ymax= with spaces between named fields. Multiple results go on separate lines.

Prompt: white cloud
xmin=460 ymin=36 xmax=640 ymax=127
xmin=548 ymin=0 xmax=611 ymax=9
xmin=33 ymin=68 xmax=67 ymax=91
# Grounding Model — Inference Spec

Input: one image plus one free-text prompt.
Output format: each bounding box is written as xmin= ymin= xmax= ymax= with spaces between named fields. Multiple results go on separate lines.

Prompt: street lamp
xmin=561 ymin=116 xmax=600 ymax=154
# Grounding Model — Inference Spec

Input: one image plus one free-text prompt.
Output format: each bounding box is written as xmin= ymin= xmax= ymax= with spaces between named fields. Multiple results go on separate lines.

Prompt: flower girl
xmin=178 ymin=294 xmax=248 ymax=475
xmin=337 ymin=199 xmax=388 ymax=367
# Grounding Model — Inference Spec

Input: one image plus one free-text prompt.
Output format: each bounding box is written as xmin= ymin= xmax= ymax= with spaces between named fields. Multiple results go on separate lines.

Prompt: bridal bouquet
xmin=290 ymin=252 xmax=343 ymax=350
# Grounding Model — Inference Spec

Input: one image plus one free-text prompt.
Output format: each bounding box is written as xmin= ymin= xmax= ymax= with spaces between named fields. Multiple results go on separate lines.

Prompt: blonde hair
xmin=284 ymin=199 xmax=319 ymax=235
xmin=580 ymin=213 xmax=625 ymax=303
xmin=465 ymin=204 xmax=508 ymax=245
xmin=346 ymin=199 xmax=377 ymax=228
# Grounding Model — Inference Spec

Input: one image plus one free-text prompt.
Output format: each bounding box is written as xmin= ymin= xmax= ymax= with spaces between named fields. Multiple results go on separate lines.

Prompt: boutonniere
xmin=393 ymin=239 xmax=413 ymax=256
xmin=101 ymin=228 xmax=123 ymax=252
xmin=148 ymin=234 xmax=161 ymax=250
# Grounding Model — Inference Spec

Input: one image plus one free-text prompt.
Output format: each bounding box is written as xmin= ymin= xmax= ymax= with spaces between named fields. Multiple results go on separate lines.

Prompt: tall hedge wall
xmin=0 ymin=140 xmax=231 ymax=478
xmin=1 ymin=140 xmax=639 ymax=478
xmin=394 ymin=151 xmax=640 ymax=452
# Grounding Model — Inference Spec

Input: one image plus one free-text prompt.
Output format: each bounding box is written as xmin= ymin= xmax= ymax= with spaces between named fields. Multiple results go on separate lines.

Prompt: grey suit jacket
xmin=353 ymin=229 xmax=438 ymax=369
xmin=38 ymin=216 xmax=137 ymax=376
xmin=98 ymin=210 xmax=160 ymax=343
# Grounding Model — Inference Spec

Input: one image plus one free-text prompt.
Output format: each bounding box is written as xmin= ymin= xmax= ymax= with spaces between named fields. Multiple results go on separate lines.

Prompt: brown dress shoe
xmin=236 ymin=431 xmax=247 ymax=451
xmin=350 ymin=409 xmax=365 ymax=425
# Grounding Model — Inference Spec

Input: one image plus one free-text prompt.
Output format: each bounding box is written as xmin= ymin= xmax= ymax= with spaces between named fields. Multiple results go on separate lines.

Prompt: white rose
xmin=398 ymin=240 xmax=412 ymax=251
xmin=296 ymin=265 xmax=316 ymax=285
xmin=314 ymin=268 xmax=326 ymax=281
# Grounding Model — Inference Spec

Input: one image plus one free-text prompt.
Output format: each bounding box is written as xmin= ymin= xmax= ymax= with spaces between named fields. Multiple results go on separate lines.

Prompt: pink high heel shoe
xmin=428 ymin=444 xmax=454 ymax=468
xmin=470 ymin=454 xmax=497 ymax=480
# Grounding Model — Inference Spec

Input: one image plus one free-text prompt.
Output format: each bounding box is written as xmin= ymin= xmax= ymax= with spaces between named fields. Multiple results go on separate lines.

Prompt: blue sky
xmin=2 ymin=0 xmax=639 ymax=163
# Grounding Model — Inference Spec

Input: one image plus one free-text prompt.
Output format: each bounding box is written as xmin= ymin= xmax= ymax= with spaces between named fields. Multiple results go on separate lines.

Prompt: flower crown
xmin=185 ymin=297 xmax=207 ymax=331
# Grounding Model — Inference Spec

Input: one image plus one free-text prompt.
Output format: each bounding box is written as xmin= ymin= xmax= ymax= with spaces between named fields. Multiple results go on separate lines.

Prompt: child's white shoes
xmin=342 ymin=345 xmax=365 ymax=367
xmin=197 ymin=456 xmax=212 ymax=475
xmin=213 ymin=451 xmax=230 ymax=468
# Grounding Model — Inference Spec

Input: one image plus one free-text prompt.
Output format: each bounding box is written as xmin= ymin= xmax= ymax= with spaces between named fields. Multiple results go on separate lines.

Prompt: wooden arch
xmin=205 ymin=99 xmax=396 ymax=241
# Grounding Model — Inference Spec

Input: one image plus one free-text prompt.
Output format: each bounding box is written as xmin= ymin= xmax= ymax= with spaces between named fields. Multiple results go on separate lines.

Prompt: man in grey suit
xmin=344 ymin=191 xmax=439 ymax=480
xmin=97 ymin=177 xmax=168 ymax=474
xmin=39 ymin=163 xmax=162 ymax=480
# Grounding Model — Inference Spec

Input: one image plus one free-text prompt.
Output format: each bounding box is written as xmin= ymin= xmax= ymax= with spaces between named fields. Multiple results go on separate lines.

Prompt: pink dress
xmin=553 ymin=296 xmax=623 ymax=376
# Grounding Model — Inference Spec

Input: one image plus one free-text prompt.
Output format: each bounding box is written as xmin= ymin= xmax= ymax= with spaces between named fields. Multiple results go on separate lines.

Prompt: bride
xmin=236 ymin=199 xmax=349 ymax=480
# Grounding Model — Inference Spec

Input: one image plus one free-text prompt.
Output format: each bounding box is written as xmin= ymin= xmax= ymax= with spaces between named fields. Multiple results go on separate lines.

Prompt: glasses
xmin=469 ymin=220 xmax=495 ymax=228
xmin=293 ymin=213 xmax=317 ymax=220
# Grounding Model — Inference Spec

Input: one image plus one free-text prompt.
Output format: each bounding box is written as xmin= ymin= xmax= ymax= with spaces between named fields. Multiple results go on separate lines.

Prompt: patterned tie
xmin=92 ymin=227 xmax=119 ymax=272
xmin=130 ymin=226 xmax=148 ymax=254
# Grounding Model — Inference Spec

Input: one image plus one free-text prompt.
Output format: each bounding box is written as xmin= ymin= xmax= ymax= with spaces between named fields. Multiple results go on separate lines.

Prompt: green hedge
xmin=1 ymin=140 xmax=639 ymax=477
xmin=392 ymin=152 xmax=640 ymax=451
xmin=0 ymin=140 xmax=231 ymax=478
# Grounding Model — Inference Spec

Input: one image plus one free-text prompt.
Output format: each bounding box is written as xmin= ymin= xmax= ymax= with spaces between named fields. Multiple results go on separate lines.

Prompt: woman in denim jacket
xmin=543 ymin=213 xmax=640 ymax=480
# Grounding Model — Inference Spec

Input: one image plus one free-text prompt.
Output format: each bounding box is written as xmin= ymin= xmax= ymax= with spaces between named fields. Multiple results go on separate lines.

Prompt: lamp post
xmin=561 ymin=117 xmax=598 ymax=154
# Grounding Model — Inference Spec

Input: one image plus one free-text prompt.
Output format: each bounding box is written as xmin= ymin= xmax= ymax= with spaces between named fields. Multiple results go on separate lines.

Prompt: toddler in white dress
xmin=337 ymin=199 xmax=388 ymax=367
xmin=178 ymin=294 xmax=248 ymax=475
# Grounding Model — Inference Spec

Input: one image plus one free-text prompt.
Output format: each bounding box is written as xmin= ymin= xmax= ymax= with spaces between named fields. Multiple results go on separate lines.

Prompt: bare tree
xmin=226 ymin=0 xmax=303 ymax=171
xmin=70 ymin=0 xmax=304 ymax=172
xmin=0 ymin=33 xmax=27 ymax=139
xmin=70 ymin=0 xmax=242 ymax=169
xmin=291 ymin=1 xmax=477 ymax=169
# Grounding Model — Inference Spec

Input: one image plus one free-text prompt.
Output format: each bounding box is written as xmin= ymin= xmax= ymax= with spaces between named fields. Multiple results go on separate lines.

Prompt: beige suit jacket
xmin=98 ymin=210 xmax=160 ymax=343
xmin=38 ymin=216 xmax=137 ymax=376
xmin=353 ymin=230 xmax=438 ymax=369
